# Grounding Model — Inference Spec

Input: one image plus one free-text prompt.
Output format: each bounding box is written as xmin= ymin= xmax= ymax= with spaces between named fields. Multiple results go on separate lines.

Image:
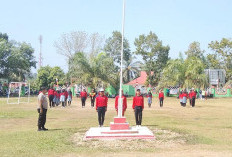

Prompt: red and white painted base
xmin=84 ymin=117 xmax=155 ymax=140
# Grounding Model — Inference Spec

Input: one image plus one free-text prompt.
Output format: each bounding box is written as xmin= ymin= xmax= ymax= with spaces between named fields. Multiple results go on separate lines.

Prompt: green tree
xmin=36 ymin=66 xmax=65 ymax=89
xmin=206 ymin=54 xmax=221 ymax=69
xmin=0 ymin=33 xmax=36 ymax=81
xmin=134 ymin=31 xmax=170 ymax=86
xmin=185 ymin=41 xmax=205 ymax=59
xmin=158 ymin=57 xmax=208 ymax=88
xmin=209 ymin=38 xmax=232 ymax=80
xmin=104 ymin=31 xmax=131 ymax=64
xmin=122 ymin=56 xmax=142 ymax=83
xmin=69 ymin=52 xmax=119 ymax=90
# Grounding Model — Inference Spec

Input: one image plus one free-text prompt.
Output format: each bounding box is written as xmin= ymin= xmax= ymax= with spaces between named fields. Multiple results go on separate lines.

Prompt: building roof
xmin=126 ymin=71 xmax=148 ymax=86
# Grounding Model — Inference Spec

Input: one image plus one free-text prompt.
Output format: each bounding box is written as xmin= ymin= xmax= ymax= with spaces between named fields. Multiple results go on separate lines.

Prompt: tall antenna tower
xmin=39 ymin=35 xmax=43 ymax=68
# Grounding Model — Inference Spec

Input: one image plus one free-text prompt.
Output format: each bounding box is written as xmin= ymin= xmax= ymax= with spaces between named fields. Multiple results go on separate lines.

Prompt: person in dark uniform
xmin=80 ymin=89 xmax=87 ymax=108
xmin=132 ymin=89 xmax=144 ymax=128
xmin=89 ymin=89 xmax=96 ymax=108
xmin=96 ymin=88 xmax=108 ymax=127
xmin=37 ymin=87 xmax=48 ymax=131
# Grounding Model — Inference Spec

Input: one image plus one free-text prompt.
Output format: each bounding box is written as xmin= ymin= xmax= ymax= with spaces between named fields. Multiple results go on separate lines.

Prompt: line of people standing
xmin=146 ymin=90 xmax=165 ymax=108
xmin=47 ymin=87 xmax=73 ymax=108
xmin=179 ymin=89 xmax=197 ymax=107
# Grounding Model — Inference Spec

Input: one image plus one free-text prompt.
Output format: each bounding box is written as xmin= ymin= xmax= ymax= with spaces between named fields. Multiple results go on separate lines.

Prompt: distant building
xmin=126 ymin=71 xmax=152 ymax=94
xmin=205 ymin=69 xmax=226 ymax=87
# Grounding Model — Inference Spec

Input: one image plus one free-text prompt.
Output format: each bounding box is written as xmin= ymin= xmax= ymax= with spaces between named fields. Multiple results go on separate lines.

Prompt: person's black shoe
xmin=41 ymin=127 xmax=48 ymax=131
xmin=38 ymin=128 xmax=44 ymax=131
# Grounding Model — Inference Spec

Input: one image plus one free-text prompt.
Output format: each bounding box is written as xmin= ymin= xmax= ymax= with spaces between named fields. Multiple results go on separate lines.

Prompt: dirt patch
xmin=72 ymin=128 xmax=186 ymax=151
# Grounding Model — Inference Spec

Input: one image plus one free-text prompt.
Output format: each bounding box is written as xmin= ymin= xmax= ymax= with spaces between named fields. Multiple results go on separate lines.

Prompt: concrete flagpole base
xmin=84 ymin=117 xmax=155 ymax=140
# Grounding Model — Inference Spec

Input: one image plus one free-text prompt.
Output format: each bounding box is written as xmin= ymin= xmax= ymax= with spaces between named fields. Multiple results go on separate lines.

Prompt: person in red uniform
xmin=80 ymin=89 xmax=87 ymax=108
xmin=115 ymin=90 xmax=127 ymax=116
xmin=64 ymin=89 xmax=68 ymax=107
xmin=191 ymin=89 xmax=197 ymax=107
xmin=159 ymin=90 xmax=164 ymax=107
xmin=179 ymin=90 xmax=183 ymax=106
xmin=189 ymin=89 xmax=193 ymax=106
xmin=133 ymin=89 xmax=144 ymax=127
xmin=47 ymin=87 xmax=55 ymax=108
xmin=96 ymin=88 xmax=108 ymax=127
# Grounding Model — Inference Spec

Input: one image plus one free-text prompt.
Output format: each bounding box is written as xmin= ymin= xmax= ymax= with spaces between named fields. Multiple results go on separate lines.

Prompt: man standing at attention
xmin=133 ymin=89 xmax=144 ymax=127
xmin=37 ymin=87 xmax=48 ymax=131
xmin=80 ymin=89 xmax=87 ymax=108
xmin=115 ymin=90 xmax=127 ymax=116
xmin=96 ymin=88 xmax=108 ymax=127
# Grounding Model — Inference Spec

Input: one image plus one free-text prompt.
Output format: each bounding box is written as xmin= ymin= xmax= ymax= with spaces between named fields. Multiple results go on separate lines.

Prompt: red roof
xmin=127 ymin=71 xmax=148 ymax=86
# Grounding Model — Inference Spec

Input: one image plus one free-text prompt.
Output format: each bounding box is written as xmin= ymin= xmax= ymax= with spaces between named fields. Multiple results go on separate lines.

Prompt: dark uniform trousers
xmin=37 ymin=108 xmax=47 ymax=129
xmin=191 ymin=97 xmax=195 ymax=107
xmin=91 ymin=97 xmax=95 ymax=107
xmin=81 ymin=97 xmax=86 ymax=107
xmin=49 ymin=95 xmax=54 ymax=107
xmin=189 ymin=98 xmax=192 ymax=106
xmin=159 ymin=98 xmax=164 ymax=107
xmin=97 ymin=107 xmax=106 ymax=126
xmin=134 ymin=106 xmax=143 ymax=125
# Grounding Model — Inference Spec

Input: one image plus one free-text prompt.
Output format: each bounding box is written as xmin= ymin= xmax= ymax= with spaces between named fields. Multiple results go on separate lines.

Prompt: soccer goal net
xmin=7 ymin=82 xmax=30 ymax=104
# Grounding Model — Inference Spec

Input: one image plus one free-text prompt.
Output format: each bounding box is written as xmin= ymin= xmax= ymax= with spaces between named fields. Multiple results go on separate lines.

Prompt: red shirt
xmin=65 ymin=91 xmax=68 ymax=99
xmin=179 ymin=93 xmax=183 ymax=99
xmin=132 ymin=95 xmax=144 ymax=109
xmin=189 ymin=92 xmax=193 ymax=99
xmin=48 ymin=89 xmax=54 ymax=96
xmin=60 ymin=92 xmax=65 ymax=96
xmin=96 ymin=95 xmax=108 ymax=109
xmin=191 ymin=91 xmax=196 ymax=98
xmin=147 ymin=93 xmax=152 ymax=98
xmin=80 ymin=91 xmax=87 ymax=98
xmin=54 ymin=91 xmax=57 ymax=97
xmin=159 ymin=92 xmax=164 ymax=99
xmin=115 ymin=95 xmax=127 ymax=111
xmin=182 ymin=93 xmax=188 ymax=98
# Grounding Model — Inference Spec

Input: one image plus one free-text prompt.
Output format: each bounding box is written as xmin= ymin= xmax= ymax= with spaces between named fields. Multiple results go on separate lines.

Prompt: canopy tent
xmin=122 ymin=85 xmax=135 ymax=96
xmin=105 ymin=85 xmax=116 ymax=96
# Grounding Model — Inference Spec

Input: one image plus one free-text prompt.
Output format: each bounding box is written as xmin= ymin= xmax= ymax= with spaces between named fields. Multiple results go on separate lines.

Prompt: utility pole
xmin=39 ymin=35 xmax=43 ymax=68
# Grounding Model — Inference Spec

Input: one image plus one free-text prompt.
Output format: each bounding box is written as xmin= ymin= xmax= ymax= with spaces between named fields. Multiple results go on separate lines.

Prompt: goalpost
xmin=7 ymin=82 xmax=30 ymax=104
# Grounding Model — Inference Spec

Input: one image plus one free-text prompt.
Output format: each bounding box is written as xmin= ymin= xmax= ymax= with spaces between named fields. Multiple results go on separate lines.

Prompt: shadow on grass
xmin=48 ymin=128 xmax=63 ymax=131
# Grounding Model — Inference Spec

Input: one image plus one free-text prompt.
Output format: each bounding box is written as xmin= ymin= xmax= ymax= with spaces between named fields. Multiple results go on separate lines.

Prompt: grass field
xmin=0 ymin=96 xmax=232 ymax=157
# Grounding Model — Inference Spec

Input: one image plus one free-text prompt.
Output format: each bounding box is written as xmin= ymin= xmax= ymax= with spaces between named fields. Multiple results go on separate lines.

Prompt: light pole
xmin=118 ymin=0 xmax=126 ymax=118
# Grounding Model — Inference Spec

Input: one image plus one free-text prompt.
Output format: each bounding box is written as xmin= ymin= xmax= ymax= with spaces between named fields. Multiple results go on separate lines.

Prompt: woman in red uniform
xmin=133 ymin=89 xmax=144 ymax=127
xmin=115 ymin=90 xmax=127 ymax=116
xmin=158 ymin=90 xmax=164 ymax=107
xmin=96 ymin=88 xmax=108 ymax=127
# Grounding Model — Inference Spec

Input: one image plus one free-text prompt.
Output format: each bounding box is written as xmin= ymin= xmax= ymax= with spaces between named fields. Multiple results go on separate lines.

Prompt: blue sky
xmin=0 ymin=0 xmax=231 ymax=73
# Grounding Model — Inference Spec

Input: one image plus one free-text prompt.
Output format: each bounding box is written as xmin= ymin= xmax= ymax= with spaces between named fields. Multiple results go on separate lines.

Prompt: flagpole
xmin=118 ymin=0 xmax=126 ymax=118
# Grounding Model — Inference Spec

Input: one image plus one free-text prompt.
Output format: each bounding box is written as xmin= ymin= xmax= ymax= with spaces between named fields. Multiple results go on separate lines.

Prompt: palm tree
xmin=122 ymin=56 xmax=142 ymax=83
xmin=68 ymin=52 xmax=119 ymax=89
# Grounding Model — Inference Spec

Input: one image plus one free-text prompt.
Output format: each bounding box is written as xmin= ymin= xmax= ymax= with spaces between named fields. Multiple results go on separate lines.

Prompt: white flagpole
xmin=118 ymin=0 xmax=126 ymax=118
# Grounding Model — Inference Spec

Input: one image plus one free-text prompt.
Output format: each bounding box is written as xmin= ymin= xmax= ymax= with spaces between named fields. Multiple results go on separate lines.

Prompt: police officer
xmin=132 ymin=89 xmax=144 ymax=127
xmin=96 ymin=88 xmax=108 ymax=127
xmin=37 ymin=87 xmax=48 ymax=131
